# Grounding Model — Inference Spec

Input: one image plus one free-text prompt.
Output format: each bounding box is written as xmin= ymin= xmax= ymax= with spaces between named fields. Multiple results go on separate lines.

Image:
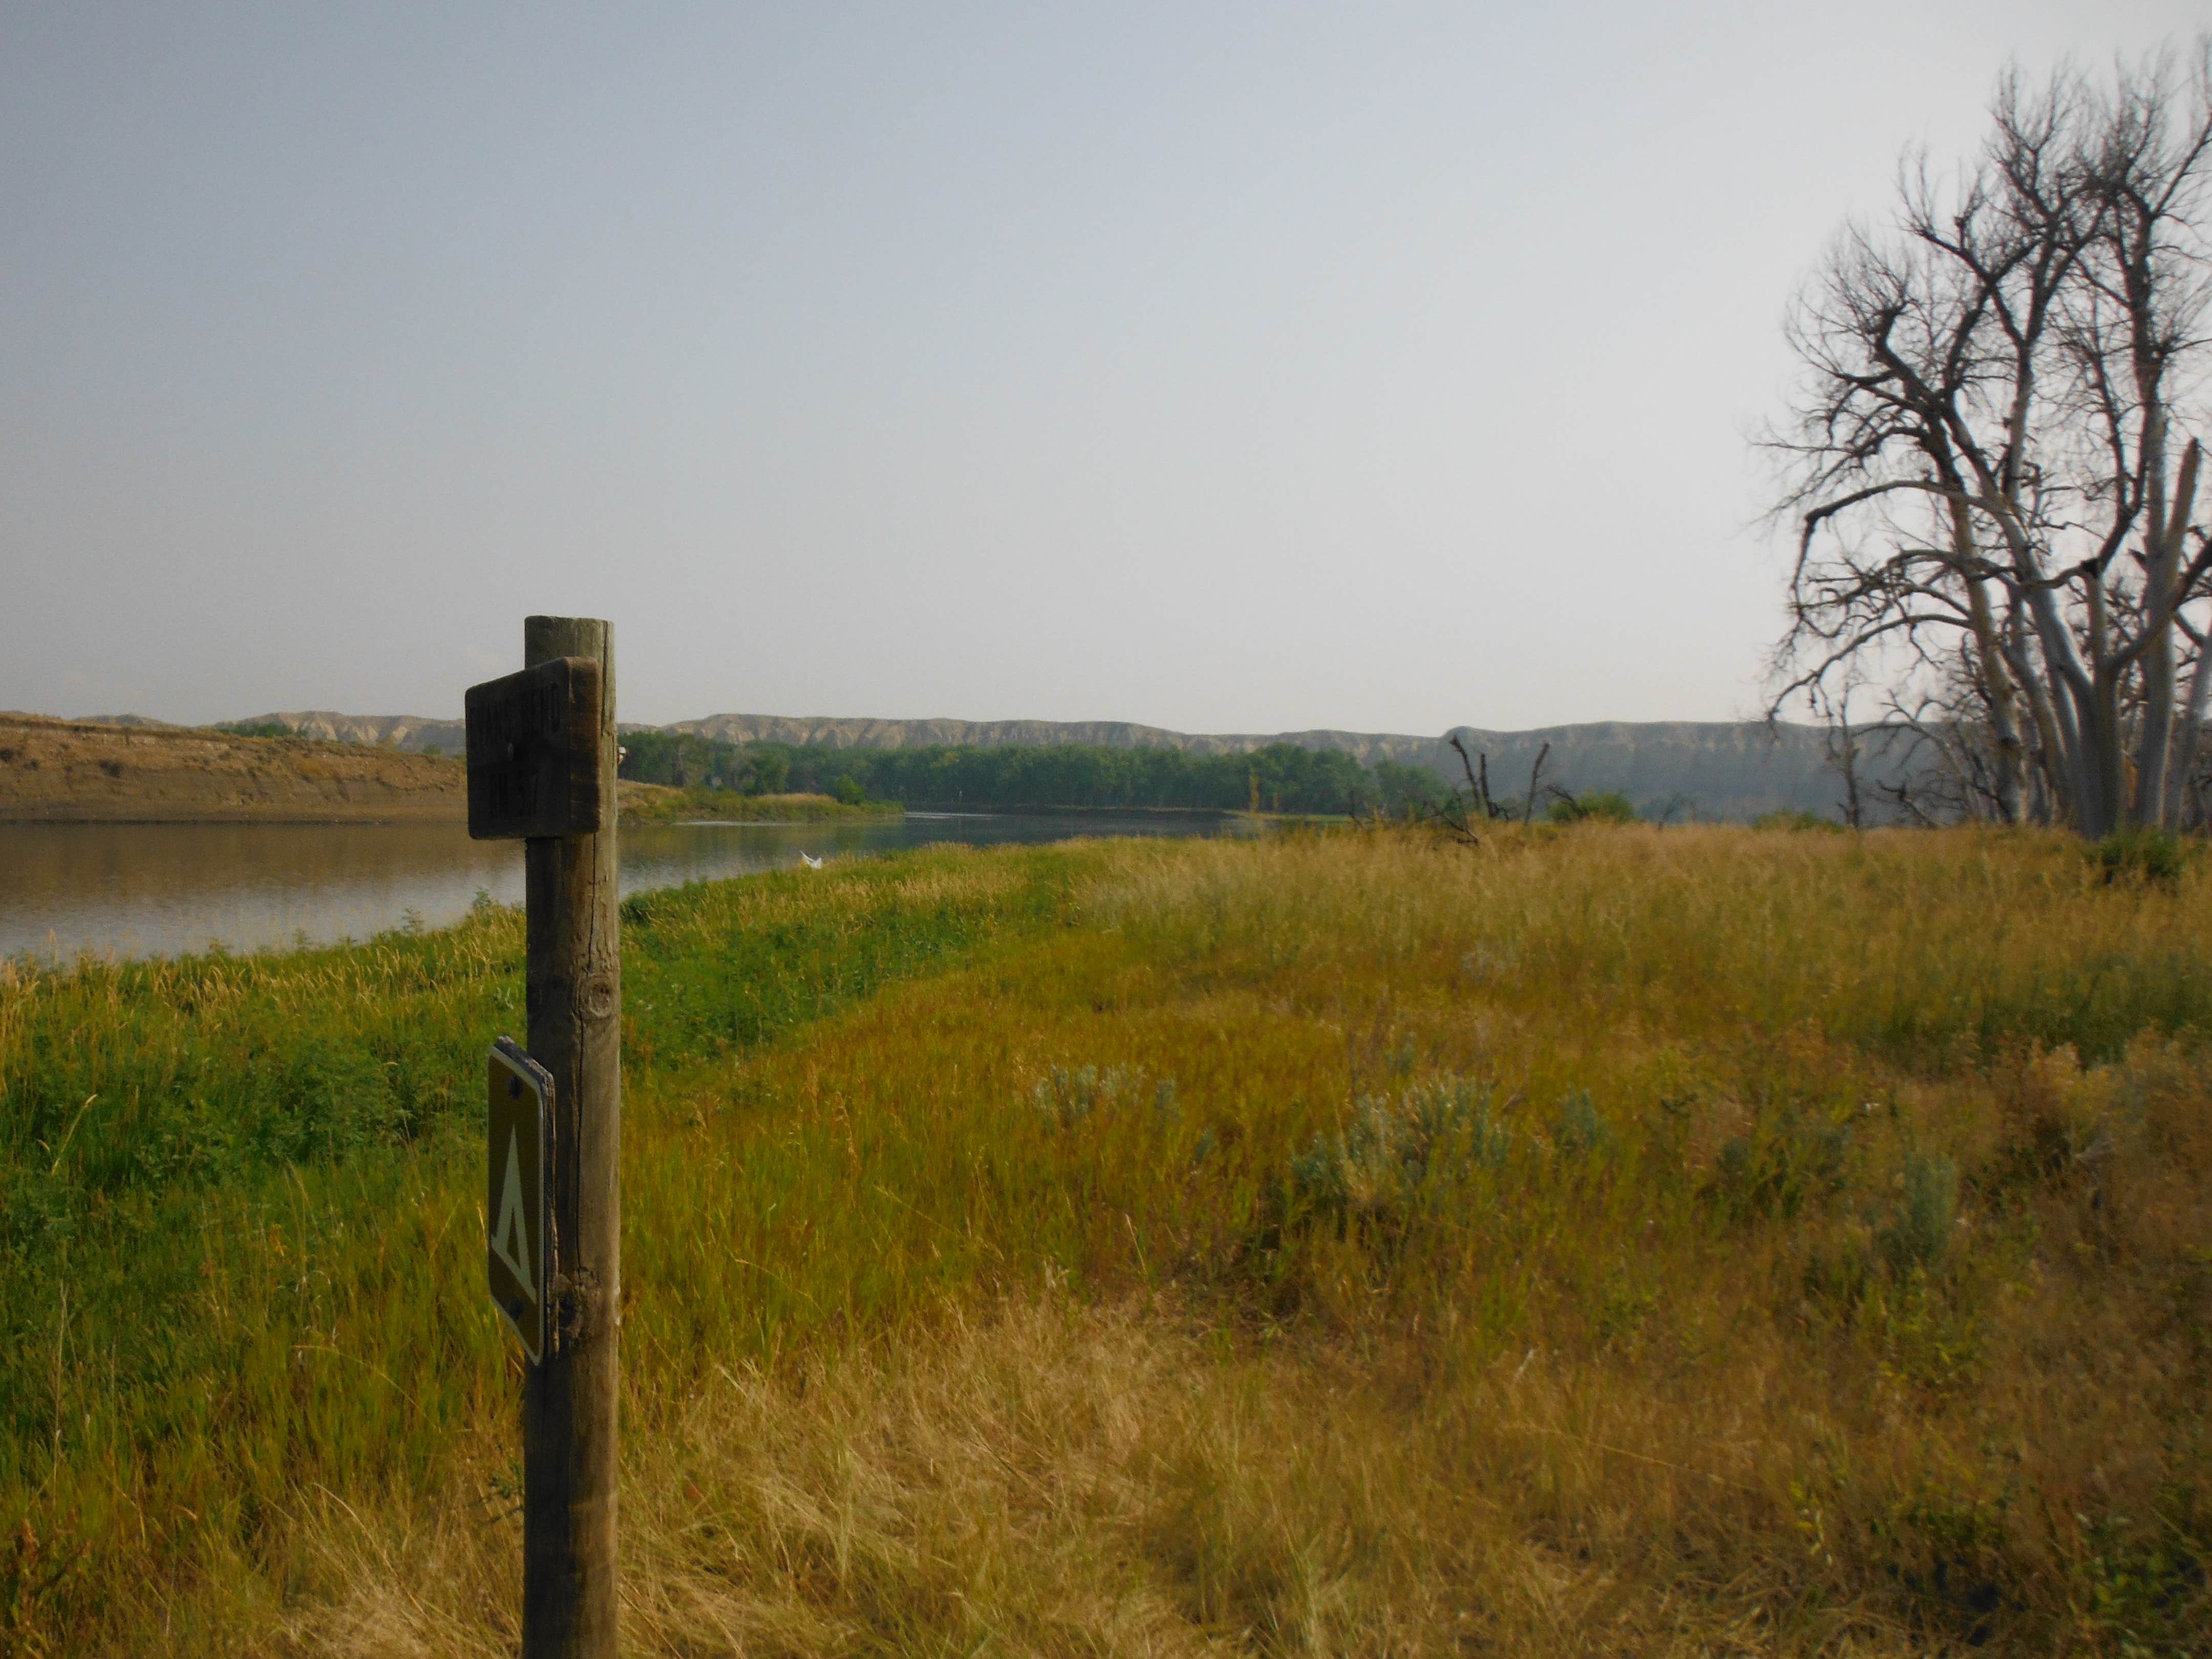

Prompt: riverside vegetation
xmin=0 ymin=826 xmax=2208 ymax=1654
xmin=618 ymin=730 xmax=1448 ymax=819
xmin=615 ymin=783 xmax=901 ymax=826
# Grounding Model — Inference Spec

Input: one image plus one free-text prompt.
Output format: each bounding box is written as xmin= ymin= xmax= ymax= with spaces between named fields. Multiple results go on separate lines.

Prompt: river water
xmin=0 ymin=812 xmax=1245 ymax=965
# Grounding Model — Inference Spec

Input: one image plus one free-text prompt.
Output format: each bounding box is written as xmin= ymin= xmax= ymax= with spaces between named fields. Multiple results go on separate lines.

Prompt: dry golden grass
xmin=271 ymin=1293 xmax=1859 ymax=1658
xmin=8 ymin=825 xmax=2210 ymax=1654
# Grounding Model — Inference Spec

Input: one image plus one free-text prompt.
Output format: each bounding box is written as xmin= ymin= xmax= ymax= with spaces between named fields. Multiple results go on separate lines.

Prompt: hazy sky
xmin=2 ymin=4 xmax=2201 ymax=733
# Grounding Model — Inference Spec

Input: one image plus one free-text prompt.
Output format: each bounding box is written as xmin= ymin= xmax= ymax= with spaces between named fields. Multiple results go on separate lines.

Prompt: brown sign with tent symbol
xmin=486 ymin=1036 xmax=555 ymax=1365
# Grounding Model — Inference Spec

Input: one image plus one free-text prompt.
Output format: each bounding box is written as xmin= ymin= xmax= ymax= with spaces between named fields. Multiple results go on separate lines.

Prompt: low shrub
xmin=1753 ymin=808 xmax=1846 ymax=832
xmin=1548 ymin=790 xmax=1637 ymax=824
xmin=1878 ymin=1150 xmax=1960 ymax=1275
xmin=2091 ymin=826 xmax=2192 ymax=884
xmin=1289 ymin=1080 xmax=1510 ymax=1228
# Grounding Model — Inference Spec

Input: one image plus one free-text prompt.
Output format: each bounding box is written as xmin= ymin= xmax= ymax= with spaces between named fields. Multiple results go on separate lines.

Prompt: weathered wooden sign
xmin=465 ymin=656 xmax=605 ymax=839
xmin=487 ymin=1036 xmax=555 ymax=1365
xmin=481 ymin=616 xmax=621 ymax=1657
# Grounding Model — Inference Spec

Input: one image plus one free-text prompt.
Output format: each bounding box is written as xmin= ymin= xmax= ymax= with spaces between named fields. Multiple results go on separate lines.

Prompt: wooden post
xmin=522 ymin=615 xmax=621 ymax=1656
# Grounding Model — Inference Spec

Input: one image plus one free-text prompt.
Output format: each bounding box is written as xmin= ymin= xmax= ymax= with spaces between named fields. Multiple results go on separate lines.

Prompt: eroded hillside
xmin=0 ymin=715 xmax=467 ymax=822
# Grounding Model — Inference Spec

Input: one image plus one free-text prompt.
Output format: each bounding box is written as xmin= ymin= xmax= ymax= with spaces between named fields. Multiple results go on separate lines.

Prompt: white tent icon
xmin=490 ymin=1125 xmax=536 ymax=1301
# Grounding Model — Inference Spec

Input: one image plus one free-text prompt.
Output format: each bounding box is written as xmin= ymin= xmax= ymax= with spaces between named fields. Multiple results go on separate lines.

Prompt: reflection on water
xmin=0 ymin=812 xmax=1245 ymax=964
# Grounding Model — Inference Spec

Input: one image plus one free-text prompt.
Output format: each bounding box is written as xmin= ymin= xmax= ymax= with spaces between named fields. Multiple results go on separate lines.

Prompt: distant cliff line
xmin=51 ymin=710 xmax=1892 ymax=821
xmin=105 ymin=707 xmax=1831 ymax=767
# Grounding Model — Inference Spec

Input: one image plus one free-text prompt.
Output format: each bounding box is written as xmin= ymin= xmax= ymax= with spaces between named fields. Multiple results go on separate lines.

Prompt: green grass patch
xmin=0 ymin=845 xmax=1091 ymax=1609
xmin=3 ymin=826 xmax=2210 ymax=1653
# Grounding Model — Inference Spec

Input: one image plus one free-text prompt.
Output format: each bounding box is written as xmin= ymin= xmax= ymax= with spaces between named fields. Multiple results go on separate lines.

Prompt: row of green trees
xmin=217 ymin=721 xmax=1642 ymax=819
xmin=822 ymin=741 xmax=1377 ymax=813
xmin=616 ymin=735 xmax=1490 ymax=816
xmin=616 ymin=730 xmax=790 ymax=794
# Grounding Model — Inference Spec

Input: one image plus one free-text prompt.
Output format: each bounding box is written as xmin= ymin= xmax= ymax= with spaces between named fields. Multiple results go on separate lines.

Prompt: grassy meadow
xmin=2 ymin=826 xmax=2209 ymax=1654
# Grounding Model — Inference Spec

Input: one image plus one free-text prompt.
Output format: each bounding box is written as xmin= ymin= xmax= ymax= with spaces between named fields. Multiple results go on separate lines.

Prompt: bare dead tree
xmin=2173 ymin=611 xmax=2212 ymax=798
xmin=1768 ymin=45 xmax=2212 ymax=835
xmin=1399 ymin=734 xmax=1485 ymax=845
xmin=1826 ymin=689 xmax=1865 ymax=827
xmin=1447 ymin=734 xmax=1505 ymax=822
xmin=1521 ymin=741 xmax=1552 ymax=827
xmin=1455 ymin=738 xmax=1502 ymax=820
xmin=1448 ymin=735 xmax=1481 ymax=810
xmin=1412 ymin=736 xmax=1538 ymax=846
xmin=1869 ymin=687 xmax=2008 ymax=822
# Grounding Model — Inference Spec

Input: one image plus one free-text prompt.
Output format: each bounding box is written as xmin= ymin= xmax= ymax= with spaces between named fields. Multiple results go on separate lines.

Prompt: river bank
xmin=0 ymin=717 xmax=917 ymax=829
xmin=0 ymin=713 xmax=468 ymax=823
xmin=0 ymin=808 xmax=1249 ymax=963
xmin=901 ymin=799 xmax=1232 ymax=820
xmin=617 ymin=783 xmax=902 ymax=824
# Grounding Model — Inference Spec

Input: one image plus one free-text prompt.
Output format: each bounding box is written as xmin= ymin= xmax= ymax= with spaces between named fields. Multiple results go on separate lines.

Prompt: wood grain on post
xmin=522 ymin=615 xmax=621 ymax=1657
